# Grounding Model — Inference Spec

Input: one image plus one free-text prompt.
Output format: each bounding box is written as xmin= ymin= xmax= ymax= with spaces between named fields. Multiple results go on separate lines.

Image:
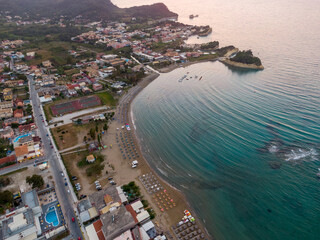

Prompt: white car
xmin=131 ymin=160 xmax=138 ymax=168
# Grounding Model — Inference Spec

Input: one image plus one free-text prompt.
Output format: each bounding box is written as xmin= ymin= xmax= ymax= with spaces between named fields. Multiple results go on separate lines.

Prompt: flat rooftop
xmin=88 ymin=186 xmax=120 ymax=211
xmin=100 ymin=205 xmax=136 ymax=240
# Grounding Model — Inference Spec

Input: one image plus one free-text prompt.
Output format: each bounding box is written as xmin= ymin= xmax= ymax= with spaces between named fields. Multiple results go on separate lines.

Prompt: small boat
xmin=189 ymin=14 xmax=194 ymax=19
xmin=179 ymin=74 xmax=187 ymax=82
xmin=199 ymin=76 xmax=203 ymax=81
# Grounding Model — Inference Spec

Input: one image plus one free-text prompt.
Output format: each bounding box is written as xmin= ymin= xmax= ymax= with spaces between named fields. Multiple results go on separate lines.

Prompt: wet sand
xmin=100 ymin=72 xmax=211 ymax=239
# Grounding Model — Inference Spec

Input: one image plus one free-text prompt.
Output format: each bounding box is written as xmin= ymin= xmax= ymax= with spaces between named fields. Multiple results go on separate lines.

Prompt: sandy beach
xmin=99 ymin=71 xmax=211 ymax=239
xmin=158 ymin=59 xmax=218 ymax=73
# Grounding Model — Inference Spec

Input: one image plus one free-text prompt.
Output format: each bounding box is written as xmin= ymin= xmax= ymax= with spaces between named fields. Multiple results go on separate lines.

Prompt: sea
xmin=113 ymin=0 xmax=320 ymax=239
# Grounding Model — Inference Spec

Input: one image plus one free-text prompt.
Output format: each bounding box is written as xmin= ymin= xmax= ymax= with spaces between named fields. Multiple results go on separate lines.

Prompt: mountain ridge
xmin=0 ymin=0 xmax=178 ymax=20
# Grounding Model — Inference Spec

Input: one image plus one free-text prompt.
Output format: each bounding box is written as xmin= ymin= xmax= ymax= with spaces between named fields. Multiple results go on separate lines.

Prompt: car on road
xmin=51 ymin=146 xmax=53 ymax=149
xmin=67 ymin=189 xmax=70 ymax=193
xmin=65 ymin=182 xmax=68 ymax=186
xmin=61 ymin=172 xmax=64 ymax=176
xmin=72 ymin=217 xmax=75 ymax=222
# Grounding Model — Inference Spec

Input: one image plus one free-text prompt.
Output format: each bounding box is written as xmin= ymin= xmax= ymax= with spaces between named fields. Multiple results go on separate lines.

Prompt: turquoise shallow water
xmin=113 ymin=0 xmax=320 ymax=239
xmin=132 ymin=62 xmax=320 ymax=239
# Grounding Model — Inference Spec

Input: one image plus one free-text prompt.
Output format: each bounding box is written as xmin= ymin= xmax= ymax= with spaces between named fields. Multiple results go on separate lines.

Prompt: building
xmin=18 ymin=135 xmax=34 ymax=147
xmin=0 ymin=190 xmax=42 ymax=240
xmin=0 ymin=108 xmax=13 ymax=118
xmin=108 ymin=58 xmax=125 ymax=67
xmin=116 ymin=186 xmax=128 ymax=204
xmin=131 ymin=200 xmax=144 ymax=214
xmin=3 ymin=88 xmax=13 ymax=101
xmin=39 ymin=95 xmax=53 ymax=103
xmin=14 ymin=145 xmax=29 ymax=162
xmin=92 ymin=83 xmax=103 ymax=91
xmin=0 ymin=101 xmax=13 ymax=109
xmin=13 ymin=109 xmax=24 ymax=118
xmin=0 ymin=126 xmax=14 ymax=139
xmin=42 ymin=60 xmax=52 ymax=68
xmin=0 ymin=155 xmax=16 ymax=167
xmin=77 ymin=199 xmax=99 ymax=224
xmin=18 ymin=123 xmax=36 ymax=133
xmin=4 ymin=80 xmax=24 ymax=87
xmin=86 ymin=154 xmax=96 ymax=163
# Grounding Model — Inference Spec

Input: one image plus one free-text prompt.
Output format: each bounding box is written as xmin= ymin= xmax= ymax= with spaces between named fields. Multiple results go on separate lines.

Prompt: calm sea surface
xmin=113 ymin=0 xmax=320 ymax=239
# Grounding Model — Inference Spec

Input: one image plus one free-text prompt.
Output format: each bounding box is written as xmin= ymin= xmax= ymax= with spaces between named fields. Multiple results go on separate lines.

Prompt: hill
xmin=0 ymin=0 xmax=178 ymax=21
xmin=230 ymin=50 xmax=262 ymax=66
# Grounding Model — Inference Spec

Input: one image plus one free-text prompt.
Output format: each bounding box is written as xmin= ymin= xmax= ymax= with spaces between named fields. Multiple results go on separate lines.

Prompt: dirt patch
xmin=51 ymin=124 xmax=79 ymax=150
xmin=0 ymin=165 xmax=53 ymax=193
xmin=62 ymin=151 xmax=114 ymax=196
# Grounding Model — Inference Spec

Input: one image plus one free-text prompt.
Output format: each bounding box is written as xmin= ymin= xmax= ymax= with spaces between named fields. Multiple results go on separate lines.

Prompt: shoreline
xmin=157 ymin=58 xmax=218 ymax=74
xmin=219 ymin=58 xmax=264 ymax=70
xmin=126 ymin=72 xmax=212 ymax=239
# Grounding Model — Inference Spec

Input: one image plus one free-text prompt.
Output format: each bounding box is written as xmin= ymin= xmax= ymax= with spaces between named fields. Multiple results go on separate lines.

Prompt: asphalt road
xmin=0 ymin=157 xmax=47 ymax=176
xmin=28 ymin=76 xmax=83 ymax=239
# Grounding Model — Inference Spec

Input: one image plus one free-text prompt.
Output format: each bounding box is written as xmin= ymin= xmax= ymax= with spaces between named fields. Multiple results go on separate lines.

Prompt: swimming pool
xmin=45 ymin=206 xmax=59 ymax=227
xmin=13 ymin=133 xmax=31 ymax=143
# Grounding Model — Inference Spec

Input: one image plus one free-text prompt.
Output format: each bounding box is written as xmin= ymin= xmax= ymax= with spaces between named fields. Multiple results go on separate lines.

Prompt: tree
xmin=83 ymin=136 xmax=87 ymax=142
xmin=103 ymin=123 xmax=108 ymax=131
xmin=0 ymin=190 xmax=13 ymax=210
xmin=26 ymin=174 xmax=44 ymax=189
xmin=89 ymin=128 xmax=96 ymax=140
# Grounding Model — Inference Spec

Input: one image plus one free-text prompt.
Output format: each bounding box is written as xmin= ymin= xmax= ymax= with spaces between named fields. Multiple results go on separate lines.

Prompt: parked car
xmin=131 ymin=160 xmax=138 ymax=168
xmin=72 ymin=176 xmax=78 ymax=181
xmin=107 ymin=177 xmax=113 ymax=180
xmin=79 ymin=195 xmax=87 ymax=199
xmin=109 ymin=181 xmax=116 ymax=185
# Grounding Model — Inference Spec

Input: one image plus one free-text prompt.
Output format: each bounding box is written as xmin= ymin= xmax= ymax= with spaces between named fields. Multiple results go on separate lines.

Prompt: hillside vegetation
xmin=231 ymin=50 xmax=262 ymax=66
xmin=0 ymin=0 xmax=177 ymax=21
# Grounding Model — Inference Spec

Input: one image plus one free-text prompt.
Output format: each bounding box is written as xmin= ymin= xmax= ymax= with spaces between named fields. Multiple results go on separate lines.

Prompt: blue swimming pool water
xmin=45 ymin=206 xmax=59 ymax=227
xmin=13 ymin=133 xmax=31 ymax=143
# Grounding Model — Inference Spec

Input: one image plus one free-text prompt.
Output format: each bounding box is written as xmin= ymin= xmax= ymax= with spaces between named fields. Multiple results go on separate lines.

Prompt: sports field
xmin=51 ymin=95 xmax=101 ymax=116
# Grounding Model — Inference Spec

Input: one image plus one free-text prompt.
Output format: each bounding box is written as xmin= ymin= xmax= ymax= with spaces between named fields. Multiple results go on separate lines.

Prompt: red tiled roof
xmin=0 ymin=155 xmax=16 ymax=166
xmin=93 ymin=219 xmax=105 ymax=240
xmin=125 ymin=204 xmax=138 ymax=223
xmin=15 ymin=145 xmax=28 ymax=157
xmin=19 ymin=123 xmax=36 ymax=132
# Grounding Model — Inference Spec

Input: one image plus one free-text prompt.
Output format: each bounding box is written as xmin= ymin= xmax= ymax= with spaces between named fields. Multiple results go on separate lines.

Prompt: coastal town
xmin=0 ymin=4 xmax=263 ymax=240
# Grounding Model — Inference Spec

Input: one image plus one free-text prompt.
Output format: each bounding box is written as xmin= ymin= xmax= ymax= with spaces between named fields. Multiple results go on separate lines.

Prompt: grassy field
xmin=43 ymin=102 xmax=54 ymax=121
xmin=51 ymin=124 xmax=79 ymax=150
xmin=96 ymin=91 xmax=117 ymax=106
